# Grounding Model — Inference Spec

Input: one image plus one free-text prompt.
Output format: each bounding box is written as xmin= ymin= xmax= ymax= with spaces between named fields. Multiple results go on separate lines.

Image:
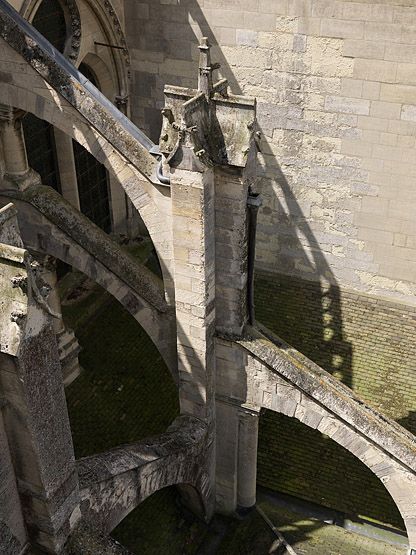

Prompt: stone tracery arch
xmin=83 ymin=0 xmax=130 ymax=95
xmin=21 ymin=0 xmax=129 ymax=107
xmin=21 ymin=0 xmax=81 ymax=62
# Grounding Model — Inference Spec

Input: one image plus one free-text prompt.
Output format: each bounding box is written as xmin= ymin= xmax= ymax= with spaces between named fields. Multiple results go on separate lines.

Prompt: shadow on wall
xmin=125 ymin=0 xmax=353 ymax=388
xmin=124 ymin=2 xmax=416 ymax=533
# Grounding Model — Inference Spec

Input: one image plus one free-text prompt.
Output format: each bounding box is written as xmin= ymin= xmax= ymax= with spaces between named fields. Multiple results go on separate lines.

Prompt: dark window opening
xmin=72 ymin=63 xmax=112 ymax=233
xmin=32 ymin=0 xmax=67 ymax=54
xmin=73 ymin=139 xmax=112 ymax=233
xmin=22 ymin=113 xmax=61 ymax=193
xmin=78 ymin=62 xmax=99 ymax=88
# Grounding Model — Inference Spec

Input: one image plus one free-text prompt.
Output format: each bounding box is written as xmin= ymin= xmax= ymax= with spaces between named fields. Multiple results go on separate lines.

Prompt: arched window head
xmin=78 ymin=62 xmax=100 ymax=91
xmin=32 ymin=0 xmax=67 ymax=53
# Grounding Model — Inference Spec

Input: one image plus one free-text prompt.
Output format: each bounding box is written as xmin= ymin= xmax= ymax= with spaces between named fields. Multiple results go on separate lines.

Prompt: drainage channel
xmin=256 ymin=504 xmax=298 ymax=555
xmin=257 ymin=487 xmax=409 ymax=551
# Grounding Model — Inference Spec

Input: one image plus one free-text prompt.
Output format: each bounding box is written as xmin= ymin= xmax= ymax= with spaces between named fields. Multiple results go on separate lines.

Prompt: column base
xmin=236 ymin=504 xmax=256 ymax=519
xmin=2 ymin=168 xmax=41 ymax=191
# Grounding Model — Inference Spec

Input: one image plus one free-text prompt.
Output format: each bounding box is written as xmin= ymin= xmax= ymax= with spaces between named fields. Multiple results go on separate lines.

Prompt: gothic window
xmin=22 ymin=0 xmax=67 ymax=191
xmin=22 ymin=113 xmax=62 ymax=193
xmin=31 ymin=0 xmax=67 ymax=53
xmin=73 ymin=62 xmax=112 ymax=233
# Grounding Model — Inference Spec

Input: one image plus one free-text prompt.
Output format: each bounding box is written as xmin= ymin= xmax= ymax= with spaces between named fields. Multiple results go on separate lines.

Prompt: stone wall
xmin=255 ymin=270 xmax=416 ymax=429
xmin=255 ymin=269 xmax=416 ymax=527
xmin=258 ymin=410 xmax=405 ymax=528
xmin=125 ymin=0 xmax=416 ymax=306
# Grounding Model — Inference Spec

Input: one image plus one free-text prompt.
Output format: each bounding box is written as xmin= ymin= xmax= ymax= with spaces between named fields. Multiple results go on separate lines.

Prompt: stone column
xmin=212 ymin=90 xmax=258 ymax=517
xmin=0 ymin=105 xmax=38 ymax=190
xmin=171 ymin=165 xmax=216 ymax=422
xmin=214 ymin=166 xmax=250 ymax=336
xmin=215 ymin=398 xmax=239 ymax=513
xmin=53 ymin=128 xmax=80 ymax=210
xmin=237 ymin=407 xmax=259 ymax=511
xmin=0 ymin=107 xmax=28 ymax=176
xmin=161 ymin=38 xmax=258 ymax=519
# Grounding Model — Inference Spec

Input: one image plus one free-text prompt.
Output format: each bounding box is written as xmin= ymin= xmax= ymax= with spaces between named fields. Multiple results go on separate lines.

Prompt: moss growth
xmin=257 ymin=411 xmax=404 ymax=530
xmin=254 ymin=494 xmax=405 ymax=555
xmin=255 ymin=271 xmax=409 ymax=530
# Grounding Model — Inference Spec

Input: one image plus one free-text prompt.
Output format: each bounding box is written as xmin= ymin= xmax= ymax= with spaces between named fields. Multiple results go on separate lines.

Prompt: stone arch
xmin=264 ymin=402 xmax=416 ymax=545
xmin=105 ymin=482 xmax=208 ymax=536
xmin=21 ymin=0 xmax=129 ymax=107
xmin=243 ymin=341 xmax=416 ymax=549
xmin=0 ymin=32 xmax=175 ymax=302
xmin=1 ymin=188 xmax=177 ymax=376
xmin=79 ymin=52 xmax=113 ymax=98
xmin=77 ymin=416 xmax=212 ymax=534
xmin=80 ymin=0 xmax=130 ymax=101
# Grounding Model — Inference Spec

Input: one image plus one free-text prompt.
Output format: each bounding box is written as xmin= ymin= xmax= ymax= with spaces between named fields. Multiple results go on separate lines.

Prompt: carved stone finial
xmin=198 ymin=37 xmax=220 ymax=98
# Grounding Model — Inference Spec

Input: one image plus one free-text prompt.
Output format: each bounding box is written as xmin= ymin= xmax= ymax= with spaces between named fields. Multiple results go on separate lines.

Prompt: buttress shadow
xmin=127 ymin=0 xmax=353 ymax=387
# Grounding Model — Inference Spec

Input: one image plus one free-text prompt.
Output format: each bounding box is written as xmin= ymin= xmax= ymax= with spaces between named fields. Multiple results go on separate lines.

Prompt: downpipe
xmin=247 ymin=189 xmax=262 ymax=325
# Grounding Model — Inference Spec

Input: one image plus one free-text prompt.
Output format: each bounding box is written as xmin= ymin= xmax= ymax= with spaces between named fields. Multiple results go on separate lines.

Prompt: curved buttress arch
xmin=263 ymin=404 xmax=416 ymax=547
xmin=0 ymin=79 xmax=174 ymax=305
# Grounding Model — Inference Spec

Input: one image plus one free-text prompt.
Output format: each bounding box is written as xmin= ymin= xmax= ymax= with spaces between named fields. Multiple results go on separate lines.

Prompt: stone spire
xmin=198 ymin=37 xmax=220 ymax=98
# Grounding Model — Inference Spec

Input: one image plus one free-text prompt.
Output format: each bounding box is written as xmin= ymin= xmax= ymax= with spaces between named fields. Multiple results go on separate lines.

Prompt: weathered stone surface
xmin=0 ymin=187 xmax=177 ymax=376
xmin=235 ymin=324 xmax=416 ymax=547
xmin=2 ymin=4 xmax=416 ymax=553
xmin=238 ymin=324 xmax=416 ymax=472
xmin=77 ymin=416 xmax=211 ymax=533
xmin=0 ymin=205 xmax=80 ymax=552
